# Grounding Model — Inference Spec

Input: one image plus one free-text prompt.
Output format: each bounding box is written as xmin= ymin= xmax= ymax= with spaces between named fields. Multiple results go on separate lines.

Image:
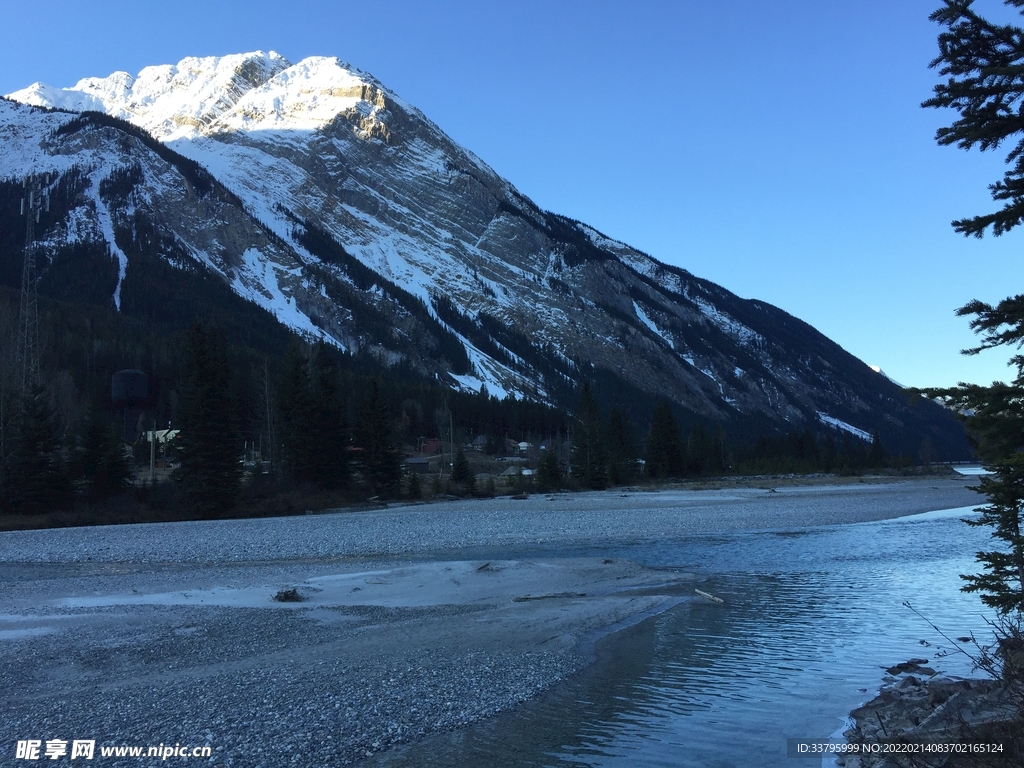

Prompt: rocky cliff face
xmin=2 ymin=51 xmax=967 ymax=455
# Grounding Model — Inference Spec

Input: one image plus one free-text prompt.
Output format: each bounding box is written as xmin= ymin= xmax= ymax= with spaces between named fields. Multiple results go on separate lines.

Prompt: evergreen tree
xmin=537 ymin=450 xmax=562 ymax=490
xmin=645 ymin=399 xmax=684 ymax=480
xmin=451 ymin=447 xmax=475 ymax=493
xmin=606 ymin=407 xmax=636 ymax=485
xmin=174 ymin=323 xmax=240 ymax=517
xmin=868 ymin=431 xmax=887 ymax=467
xmin=924 ymin=0 xmax=1024 ymax=237
xmin=923 ymin=1 xmax=1024 ymax=614
xmin=687 ymin=424 xmax=713 ymax=476
xmin=277 ymin=342 xmax=316 ymax=484
xmin=76 ymin=407 xmax=131 ymax=502
xmin=929 ymin=348 xmax=1024 ymax=614
xmin=2 ymin=385 xmax=73 ymax=514
xmin=793 ymin=428 xmax=819 ymax=466
xmin=822 ymin=432 xmax=837 ymax=472
xmin=275 ymin=341 xmax=350 ymax=489
xmin=356 ymin=379 xmax=401 ymax=498
xmin=305 ymin=341 xmax=350 ymax=489
xmin=570 ymin=381 xmax=607 ymax=489
xmin=710 ymin=425 xmax=729 ymax=475
xmin=407 ymin=470 xmax=422 ymax=500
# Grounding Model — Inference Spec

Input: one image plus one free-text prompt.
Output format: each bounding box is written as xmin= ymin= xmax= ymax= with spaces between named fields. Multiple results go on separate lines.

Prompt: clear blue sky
xmin=1 ymin=0 xmax=1019 ymax=388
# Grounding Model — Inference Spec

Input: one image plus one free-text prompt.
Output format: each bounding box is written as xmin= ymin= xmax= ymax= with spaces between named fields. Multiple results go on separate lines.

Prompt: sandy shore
xmin=0 ymin=476 xmax=981 ymax=766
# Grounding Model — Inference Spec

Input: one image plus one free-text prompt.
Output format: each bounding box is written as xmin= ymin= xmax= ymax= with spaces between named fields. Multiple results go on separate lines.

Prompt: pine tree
xmin=687 ymin=424 xmax=713 ymax=476
xmin=927 ymin=345 xmax=1024 ymax=614
xmin=537 ymin=450 xmax=562 ymax=490
xmin=868 ymin=431 xmax=887 ymax=468
xmin=277 ymin=342 xmax=316 ymax=483
xmin=76 ymin=407 xmax=131 ymax=502
xmin=407 ymin=470 xmax=422 ymax=499
xmin=174 ymin=323 xmax=240 ymax=517
xmin=822 ymin=432 xmax=837 ymax=472
xmin=606 ymin=407 xmax=636 ymax=485
xmin=451 ymin=447 xmax=475 ymax=493
xmin=924 ymin=1 xmax=1024 ymax=237
xmin=570 ymin=381 xmax=607 ymax=489
xmin=710 ymin=425 xmax=729 ymax=475
xmin=356 ymin=379 xmax=401 ymax=498
xmin=645 ymin=399 xmax=684 ymax=480
xmin=2 ymin=385 xmax=73 ymax=514
xmin=305 ymin=341 xmax=349 ymax=489
xmin=923 ymin=1 xmax=1024 ymax=614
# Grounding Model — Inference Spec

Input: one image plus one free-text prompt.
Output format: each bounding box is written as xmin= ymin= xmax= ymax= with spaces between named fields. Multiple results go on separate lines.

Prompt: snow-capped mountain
xmin=2 ymin=51 xmax=966 ymax=455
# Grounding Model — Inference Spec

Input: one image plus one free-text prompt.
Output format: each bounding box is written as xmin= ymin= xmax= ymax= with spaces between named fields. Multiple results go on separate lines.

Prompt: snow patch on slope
xmin=86 ymin=187 xmax=128 ymax=311
xmin=233 ymin=247 xmax=323 ymax=339
xmin=451 ymin=344 xmax=523 ymax=401
xmin=579 ymin=223 xmax=631 ymax=254
xmin=632 ymin=301 xmax=673 ymax=348
xmin=692 ymin=295 xmax=762 ymax=346
xmin=616 ymin=250 xmax=688 ymax=295
xmin=816 ymin=412 xmax=872 ymax=442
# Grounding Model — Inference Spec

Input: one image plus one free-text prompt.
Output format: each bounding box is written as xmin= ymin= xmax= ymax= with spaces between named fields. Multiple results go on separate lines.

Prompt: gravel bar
xmin=0 ymin=477 xmax=980 ymax=565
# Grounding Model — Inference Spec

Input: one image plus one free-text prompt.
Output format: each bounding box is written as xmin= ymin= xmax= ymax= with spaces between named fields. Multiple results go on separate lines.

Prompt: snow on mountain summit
xmin=5 ymin=51 xmax=405 ymax=140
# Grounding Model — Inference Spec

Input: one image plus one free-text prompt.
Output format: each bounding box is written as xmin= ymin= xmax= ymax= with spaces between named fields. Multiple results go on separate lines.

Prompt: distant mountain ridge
xmin=2 ymin=51 xmax=969 ymax=458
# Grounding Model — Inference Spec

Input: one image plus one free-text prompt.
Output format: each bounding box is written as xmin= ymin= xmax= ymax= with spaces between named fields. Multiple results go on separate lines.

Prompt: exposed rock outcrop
xmin=839 ymin=662 xmax=1021 ymax=768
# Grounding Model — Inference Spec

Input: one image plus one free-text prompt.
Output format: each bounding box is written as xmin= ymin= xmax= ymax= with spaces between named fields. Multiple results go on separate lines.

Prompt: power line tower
xmin=18 ymin=173 xmax=49 ymax=394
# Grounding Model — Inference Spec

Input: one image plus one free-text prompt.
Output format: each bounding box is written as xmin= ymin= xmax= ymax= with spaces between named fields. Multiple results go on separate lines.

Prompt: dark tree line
xmin=0 ymin=292 xmax=913 ymax=524
xmin=734 ymin=427 xmax=890 ymax=475
xmin=0 ymin=282 xmax=916 ymax=524
xmin=554 ymin=390 xmax=899 ymax=493
xmin=0 ymin=297 xmax=570 ymax=520
xmin=566 ymin=393 xmax=729 ymax=489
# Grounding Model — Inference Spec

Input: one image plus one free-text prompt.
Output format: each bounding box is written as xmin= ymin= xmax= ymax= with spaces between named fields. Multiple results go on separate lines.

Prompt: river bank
xmin=0 ymin=466 xmax=964 ymax=534
xmin=0 ymin=476 xmax=982 ymax=766
xmin=840 ymin=668 xmax=1021 ymax=768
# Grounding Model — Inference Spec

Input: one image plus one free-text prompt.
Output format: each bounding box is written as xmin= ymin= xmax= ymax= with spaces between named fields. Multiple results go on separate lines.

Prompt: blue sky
xmin=1 ymin=0 xmax=1020 ymax=388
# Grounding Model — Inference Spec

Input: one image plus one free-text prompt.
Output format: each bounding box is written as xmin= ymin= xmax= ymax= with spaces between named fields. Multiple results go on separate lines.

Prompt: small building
xmin=422 ymin=438 xmax=442 ymax=455
xmin=404 ymin=457 xmax=430 ymax=474
xmin=143 ymin=428 xmax=179 ymax=445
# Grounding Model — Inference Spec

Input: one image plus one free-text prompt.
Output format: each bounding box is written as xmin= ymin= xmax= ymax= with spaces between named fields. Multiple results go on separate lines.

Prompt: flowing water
xmin=374 ymin=503 xmax=998 ymax=767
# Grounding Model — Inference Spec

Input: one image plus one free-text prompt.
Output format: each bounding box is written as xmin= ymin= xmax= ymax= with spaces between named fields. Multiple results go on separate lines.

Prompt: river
xmin=374 ymin=500 xmax=997 ymax=767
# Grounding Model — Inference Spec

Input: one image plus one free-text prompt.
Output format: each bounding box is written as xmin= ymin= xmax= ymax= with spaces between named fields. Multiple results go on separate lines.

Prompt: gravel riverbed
xmin=0 ymin=477 xmax=980 ymax=767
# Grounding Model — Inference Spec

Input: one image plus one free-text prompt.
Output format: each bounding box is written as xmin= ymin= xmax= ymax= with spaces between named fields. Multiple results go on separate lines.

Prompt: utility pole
xmin=18 ymin=173 xmax=49 ymax=394
xmin=150 ymin=421 xmax=157 ymax=483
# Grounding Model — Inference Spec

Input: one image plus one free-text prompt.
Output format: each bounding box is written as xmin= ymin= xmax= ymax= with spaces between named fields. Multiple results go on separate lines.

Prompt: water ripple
xmin=371 ymin=505 xmax=997 ymax=768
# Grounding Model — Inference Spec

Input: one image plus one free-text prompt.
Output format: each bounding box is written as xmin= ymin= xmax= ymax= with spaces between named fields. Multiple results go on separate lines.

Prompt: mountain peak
xmin=4 ymin=51 xmax=416 ymax=142
xmin=7 ymin=51 xmax=299 ymax=138
xmin=0 ymin=51 xmax=970 ymax=459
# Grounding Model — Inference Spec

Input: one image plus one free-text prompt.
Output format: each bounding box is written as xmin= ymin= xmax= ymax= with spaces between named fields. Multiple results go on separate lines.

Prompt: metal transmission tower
xmin=18 ymin=173 xmax=49 ymax=393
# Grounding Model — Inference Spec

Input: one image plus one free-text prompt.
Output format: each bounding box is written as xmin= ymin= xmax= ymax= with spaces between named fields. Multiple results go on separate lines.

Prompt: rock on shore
xmin=840 ymin=662 xmax=1019 ymax=768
